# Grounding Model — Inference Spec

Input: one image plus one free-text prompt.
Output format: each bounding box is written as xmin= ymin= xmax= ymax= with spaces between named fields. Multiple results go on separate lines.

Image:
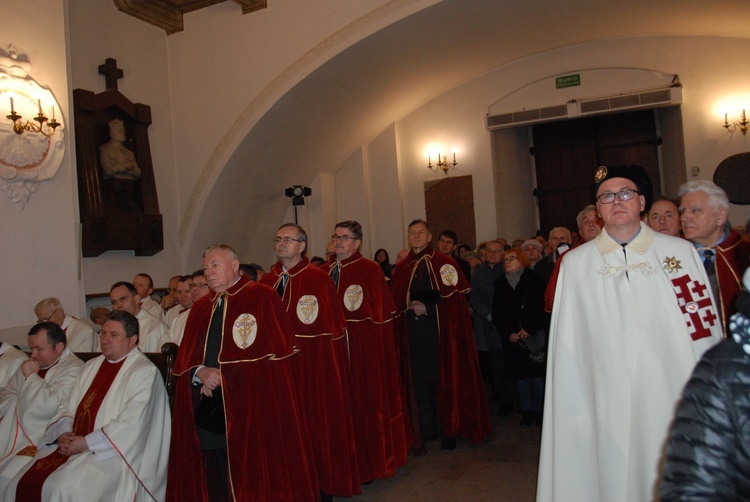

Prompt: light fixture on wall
xmin=427 ymin=152 xmax=458 ymax=174
xmin=6 ymin=96 xmax=60 ymax=137
xmin=723 ymin=109 xmax=748 ymax=135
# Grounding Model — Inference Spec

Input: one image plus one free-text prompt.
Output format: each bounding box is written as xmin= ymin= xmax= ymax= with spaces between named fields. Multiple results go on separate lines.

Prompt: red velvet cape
xmin=322 ymin=252 xmax=411 ymax=481
xmin=715 ymin=230 xmax=750 ymax=333
xmin=390 ymin=246 xmax=491 ymax=445
xmin=167 ymin=275 xmax=318 ymax=501
xmin=260 ymin=258 xmax=361 ymax=496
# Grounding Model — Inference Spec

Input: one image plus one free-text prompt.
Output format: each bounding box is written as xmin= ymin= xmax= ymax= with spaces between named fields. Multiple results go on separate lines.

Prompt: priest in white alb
xmin=1 ymin=310 xmax=171 ymax=501
xmin=0 ymin=322 xmax=83 ymax=491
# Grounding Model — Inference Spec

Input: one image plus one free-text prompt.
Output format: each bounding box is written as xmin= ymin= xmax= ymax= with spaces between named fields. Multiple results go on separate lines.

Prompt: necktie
xmin=276 ymin=272 xmax=289 ymax=298
xmin=621 ymin=243 xmax=629 ymax=280
xmin=702 ymin=249 xmax=715 ymax=275
xmin=330 ymin=261 xmax=341 ymax=288
xmin=204 ymin=294 xmax=225 ymax=368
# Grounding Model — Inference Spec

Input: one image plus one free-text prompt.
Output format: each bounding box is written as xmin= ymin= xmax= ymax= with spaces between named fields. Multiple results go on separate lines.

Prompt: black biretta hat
xmin=594 ymin=165 xmax=654 ymax=212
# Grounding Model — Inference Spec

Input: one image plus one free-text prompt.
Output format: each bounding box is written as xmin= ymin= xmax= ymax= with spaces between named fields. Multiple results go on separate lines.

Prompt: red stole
xmin=16 ymin=358 xmax=125 ymax=502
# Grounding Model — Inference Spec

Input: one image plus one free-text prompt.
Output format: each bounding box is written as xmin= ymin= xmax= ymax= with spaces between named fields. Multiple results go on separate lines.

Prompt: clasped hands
xmin=509 ymin=328 xmax=530 ymax=343
xmin=196 ymin=367 xmax=222 ymax=397
xmin=56 ymin=433 xmax=87 ymax=456
xmin=409 ymin=301 xmax=427 ymax=317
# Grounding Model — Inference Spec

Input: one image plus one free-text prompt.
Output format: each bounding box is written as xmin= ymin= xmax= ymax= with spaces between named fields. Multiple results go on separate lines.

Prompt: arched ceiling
xmin=188 ymin=0 xmax=750 ymax=266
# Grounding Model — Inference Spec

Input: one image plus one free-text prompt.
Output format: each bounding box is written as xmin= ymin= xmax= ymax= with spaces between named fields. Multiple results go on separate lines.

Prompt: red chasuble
xmin=16 ymin=359 xmax=125 ymax=502
xmin=167 ymin=275 xmax=318 ymax=501
xmin=260 ymin=257 xmax=361 ymax=496
xmin=322 ymin=252 xmax=411 ymax=481
xmin=390 ymin=246 xmax=491 ymax=445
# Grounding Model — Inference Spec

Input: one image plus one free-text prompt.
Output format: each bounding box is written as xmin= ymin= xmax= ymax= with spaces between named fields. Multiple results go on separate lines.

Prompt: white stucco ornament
xmin=0 ymin=45 xmax=65 ymax=209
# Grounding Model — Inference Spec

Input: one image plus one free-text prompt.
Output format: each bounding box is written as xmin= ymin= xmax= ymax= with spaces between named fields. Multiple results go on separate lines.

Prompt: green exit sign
xmin=556 ymin=74 xmax=581 ymax=89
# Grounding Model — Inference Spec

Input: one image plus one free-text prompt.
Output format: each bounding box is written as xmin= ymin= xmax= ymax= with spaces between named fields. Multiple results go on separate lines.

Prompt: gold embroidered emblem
xmin=440 ymin=264 xmax=458 ymax=286
xmin=232 ymin=313 xmax=258 ymax=349
xmin=594 ymin=166 xmax=608 ymax=183
xmin=344 ymin=284 xmax=363 ymax=312
xmin=662 ymin=256 xmax=682 ymax=273
xmin=296 ymin=295 xmax=319 ymax=325
xmin=16 ymin=445 xmax=37 ymax=457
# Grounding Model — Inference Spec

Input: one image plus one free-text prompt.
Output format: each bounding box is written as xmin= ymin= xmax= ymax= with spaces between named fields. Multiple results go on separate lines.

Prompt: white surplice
xmin=537 ymin=223 xmax=723 ymax=502
xmin=2 ymin=349 xmax=171 ymax=501
xmin=0 ymin=346 xmax=27 ymax=388
xmin=0 ymin=349 xmax=83 ymax=489
xmin=61 ymin=315 xmax=97 ymax=353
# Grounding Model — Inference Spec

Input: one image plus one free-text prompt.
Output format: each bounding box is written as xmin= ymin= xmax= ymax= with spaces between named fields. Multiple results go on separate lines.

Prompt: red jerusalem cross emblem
xmin=670 ymin=275 xmax=717 ymax=341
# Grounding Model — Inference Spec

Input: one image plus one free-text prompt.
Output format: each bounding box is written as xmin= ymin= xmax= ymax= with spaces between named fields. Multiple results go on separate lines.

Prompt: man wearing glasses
xmin=321 ymin=221 xmax=410 ymax=483
xmin=537 ymin=165 xmax=723 ymax=502
xmin=260 ymin=223 xmax=360 ymax=502
xmin=33 ymin=298 xmax=97 ymax=352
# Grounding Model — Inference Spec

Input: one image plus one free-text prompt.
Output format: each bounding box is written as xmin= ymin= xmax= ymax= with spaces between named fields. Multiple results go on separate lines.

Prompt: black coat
xmin=491 ymin=268 xmax=548 ymax=380
xmin=660 ymin=310 xmax=750 ymax=500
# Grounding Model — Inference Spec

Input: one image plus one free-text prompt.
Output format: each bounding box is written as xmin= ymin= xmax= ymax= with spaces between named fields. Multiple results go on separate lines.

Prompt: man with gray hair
xmin=679 ymin=179 xmax=750 ymax=332
xmin=576 ymin=204 xmax=603 ymax=243
xmin=169 ymin=244 xmax=317 ymax=500
xmin=33 ymin=298 xmax=97 ymax=352
xmin=547 ymin=226 xmax=572 ymax=263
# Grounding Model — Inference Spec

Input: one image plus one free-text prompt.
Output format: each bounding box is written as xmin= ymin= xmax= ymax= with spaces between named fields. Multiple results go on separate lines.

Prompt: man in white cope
xmin=33 ymin=298 xmax=97 ymax=352
xmin=1 ymin=310 xmax=171 ymax=501
xmin=109 ymin=281 xmax=167 ymax=352
xmin=537 ymin=165 xmax=723 ymax=502
xmin=132 ymin=273 xmax=165 ymax=320
xmin=0 ymin=322 xmax=83 ymax=491
xmin=158 ymin=275 xmax=193 ymax=348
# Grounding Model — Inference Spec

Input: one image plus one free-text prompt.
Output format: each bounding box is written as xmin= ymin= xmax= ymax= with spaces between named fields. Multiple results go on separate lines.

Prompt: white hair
xmin=678 ymin=180 xmax=729 ymax=211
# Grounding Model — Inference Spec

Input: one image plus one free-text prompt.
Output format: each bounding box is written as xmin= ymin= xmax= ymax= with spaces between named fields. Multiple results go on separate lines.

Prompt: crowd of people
xmin=0 ymin=168 xmax=748 ymax=500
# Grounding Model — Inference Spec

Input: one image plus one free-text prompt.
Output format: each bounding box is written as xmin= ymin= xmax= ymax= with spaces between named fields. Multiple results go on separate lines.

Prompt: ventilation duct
xmin=486 ymin=86 xmax=682 ymax=130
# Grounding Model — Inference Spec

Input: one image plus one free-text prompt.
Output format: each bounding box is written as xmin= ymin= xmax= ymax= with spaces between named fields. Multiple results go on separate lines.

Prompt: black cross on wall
xmin=98 ymin=58 xmax=124 ymax=91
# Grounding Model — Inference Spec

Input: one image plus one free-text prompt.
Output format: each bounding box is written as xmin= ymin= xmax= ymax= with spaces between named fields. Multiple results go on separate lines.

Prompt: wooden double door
xmin=532 ymin=109 xmax=662 ymax=236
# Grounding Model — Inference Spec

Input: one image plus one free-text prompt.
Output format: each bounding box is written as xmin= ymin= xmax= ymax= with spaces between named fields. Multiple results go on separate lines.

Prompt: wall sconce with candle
xmin=6 ymin=96 xmax=60 ymax=137
xmin=427 ymin=151 xmax=458 ymax=174
xmin=723 ymin=109 xmax=748 ymax=135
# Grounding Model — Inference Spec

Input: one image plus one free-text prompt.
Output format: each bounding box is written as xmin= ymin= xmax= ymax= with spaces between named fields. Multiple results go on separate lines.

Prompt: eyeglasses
xmin=502 ymin=256 xmax=518 ymax=263
xmin=36 ymin=308 xmax=59 ymax=324
xmin=190 ymin=283 xmax=209 ymax=290
xmin=331 ymin=235 xmax=356 ymax=242
xmin=596 ymin=189 xmax=640 ymax=204
xmin=273 ymin=237 xmax=303 ymax=244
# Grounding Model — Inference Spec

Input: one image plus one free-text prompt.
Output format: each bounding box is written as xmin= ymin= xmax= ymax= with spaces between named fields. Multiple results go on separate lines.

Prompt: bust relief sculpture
xmin=98 ymin=118 xmax=140 ymax=180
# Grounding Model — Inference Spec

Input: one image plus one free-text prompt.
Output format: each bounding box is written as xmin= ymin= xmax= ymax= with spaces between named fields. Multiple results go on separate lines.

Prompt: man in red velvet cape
xmin=321 ymin=221 xmax=411 ymax=483
xmin=679 ymin=180 xmax=750 ymax=334
xmin=390 ymin=219 xmax=490 ymax=453
xmin=260 ymin=224 xmax=360 ymax=501
xmin=167 ymin=244 xmax=317 ymax=501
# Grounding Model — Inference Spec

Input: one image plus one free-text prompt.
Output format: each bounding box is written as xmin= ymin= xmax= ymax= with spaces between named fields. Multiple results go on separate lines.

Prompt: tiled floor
xmin=345 ymin=412 xmax=541 ymax=502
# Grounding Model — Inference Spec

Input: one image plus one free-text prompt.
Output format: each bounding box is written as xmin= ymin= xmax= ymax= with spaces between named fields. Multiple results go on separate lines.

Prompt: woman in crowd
xmin=374 ymin=248 xmax=393 ymax=279
xmin=491 ymin=247 xmax=548 ymax=427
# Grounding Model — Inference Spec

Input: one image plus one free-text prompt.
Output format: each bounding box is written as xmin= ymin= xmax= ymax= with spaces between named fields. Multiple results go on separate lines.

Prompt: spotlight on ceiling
xmin=285 ymin=185 xmax=311 ymax=206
